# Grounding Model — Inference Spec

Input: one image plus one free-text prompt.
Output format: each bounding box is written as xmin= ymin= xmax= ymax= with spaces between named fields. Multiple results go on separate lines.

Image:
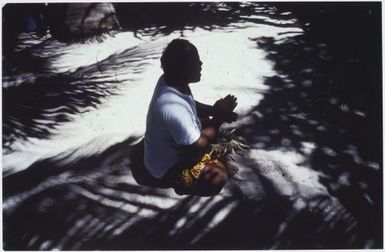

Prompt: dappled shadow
xmin=3 ymin=2 xmax=382 ymax=250
xmin=241 ymin=152 xmax=362 ymax=249
xmin=237 ymin=27 xmax=381 ymax=247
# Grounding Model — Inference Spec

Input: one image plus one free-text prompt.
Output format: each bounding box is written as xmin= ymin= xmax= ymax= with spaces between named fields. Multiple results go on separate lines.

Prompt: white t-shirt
xmin=144 ymin=75 xmax=202 ymax=179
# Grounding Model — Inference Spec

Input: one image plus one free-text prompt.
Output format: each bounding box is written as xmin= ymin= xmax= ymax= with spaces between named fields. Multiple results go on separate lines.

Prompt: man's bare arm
xmin=186 ymin=116 xmax=224 ymax=159
xmin=188 ymin=94 xmax=239 ymax=158
xmin=195 ymin=101 xmax=215 ymax=118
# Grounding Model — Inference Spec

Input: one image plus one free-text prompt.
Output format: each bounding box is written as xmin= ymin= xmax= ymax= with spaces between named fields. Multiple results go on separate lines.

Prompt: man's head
xmin=161 ymin=39 xmax=202 ymax=84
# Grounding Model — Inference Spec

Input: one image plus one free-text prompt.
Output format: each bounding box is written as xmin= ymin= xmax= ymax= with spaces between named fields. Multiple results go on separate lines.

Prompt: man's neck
xmin=164 ymin=76 xmax=191 ymax=95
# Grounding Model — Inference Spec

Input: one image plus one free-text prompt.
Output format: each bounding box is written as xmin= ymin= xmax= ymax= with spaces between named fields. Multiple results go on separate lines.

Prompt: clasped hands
xmin=213 ymin=94 xmax=238 ymax=123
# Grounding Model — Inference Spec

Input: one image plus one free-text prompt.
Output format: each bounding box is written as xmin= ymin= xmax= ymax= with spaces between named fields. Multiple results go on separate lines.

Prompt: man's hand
xmin=192 ymin=95 xmax=238 ymax=156
xmin=213 ymin=94 xmax=238 ymax=123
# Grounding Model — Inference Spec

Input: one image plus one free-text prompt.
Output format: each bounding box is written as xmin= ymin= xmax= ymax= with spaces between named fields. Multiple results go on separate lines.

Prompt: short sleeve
xmin=160 ymin=103 xmax=201 ymax=145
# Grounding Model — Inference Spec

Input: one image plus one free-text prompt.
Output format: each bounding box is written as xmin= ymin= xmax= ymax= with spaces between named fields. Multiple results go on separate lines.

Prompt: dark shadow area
xmin=237 ymin=3 xmax=382 ymax=248
xmin=129 ymin=138 xmax=170 ymax=189
xmin=3 ymin=3 xmax=119 ymax=51
xmin=2 ymin=4 xmax=48 ymax=57
xmin=3 ymin=2 xmax=296 ymax=55
xmin=114 ymin=2 xmax=298 ymax=38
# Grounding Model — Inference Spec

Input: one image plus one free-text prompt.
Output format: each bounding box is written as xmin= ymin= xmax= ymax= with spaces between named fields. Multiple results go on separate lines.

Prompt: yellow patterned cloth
xmin=180 ymin=153 xmax=220 ymax=188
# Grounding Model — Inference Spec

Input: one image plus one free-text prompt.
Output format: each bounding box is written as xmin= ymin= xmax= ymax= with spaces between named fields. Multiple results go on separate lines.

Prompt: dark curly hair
xmin=160 ymin=39 xmax=198 ymax=79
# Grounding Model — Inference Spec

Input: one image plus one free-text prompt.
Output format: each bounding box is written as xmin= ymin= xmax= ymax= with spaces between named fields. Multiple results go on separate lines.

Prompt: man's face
xmin=185 ymin=47 xmax=202 ymax=83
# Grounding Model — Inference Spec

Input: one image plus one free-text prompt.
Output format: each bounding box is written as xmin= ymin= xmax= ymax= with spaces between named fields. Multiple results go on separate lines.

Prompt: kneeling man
xmin=144 ymin=39 xmax=238 ymax=196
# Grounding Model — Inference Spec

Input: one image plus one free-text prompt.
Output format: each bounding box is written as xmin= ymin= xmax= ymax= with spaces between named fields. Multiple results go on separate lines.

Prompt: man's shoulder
xmin=157 ymin=87 xmax=186 ymax=105
xmin=155 ymin=93 xmax=190 ymax=120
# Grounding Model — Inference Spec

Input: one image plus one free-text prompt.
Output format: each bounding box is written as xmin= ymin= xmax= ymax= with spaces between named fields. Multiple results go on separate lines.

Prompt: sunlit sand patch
xmin=247 ymin=148 xmax=328 ymax=200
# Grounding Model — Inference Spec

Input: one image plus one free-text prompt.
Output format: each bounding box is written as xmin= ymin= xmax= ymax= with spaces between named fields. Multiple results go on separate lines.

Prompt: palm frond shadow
xmin=3 ymin=42 xmax=161 ymax=154
xmin=3 ymin=136 xmax=244 ymax=250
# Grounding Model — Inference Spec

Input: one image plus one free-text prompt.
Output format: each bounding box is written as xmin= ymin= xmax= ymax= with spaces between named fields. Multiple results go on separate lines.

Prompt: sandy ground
xmin=3 ymin=7 xmax=381 ymax=249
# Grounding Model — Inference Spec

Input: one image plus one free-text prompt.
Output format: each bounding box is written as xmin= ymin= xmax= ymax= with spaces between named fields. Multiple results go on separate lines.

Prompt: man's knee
xmin=198 ymin=163 xmax=229 ymax=195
